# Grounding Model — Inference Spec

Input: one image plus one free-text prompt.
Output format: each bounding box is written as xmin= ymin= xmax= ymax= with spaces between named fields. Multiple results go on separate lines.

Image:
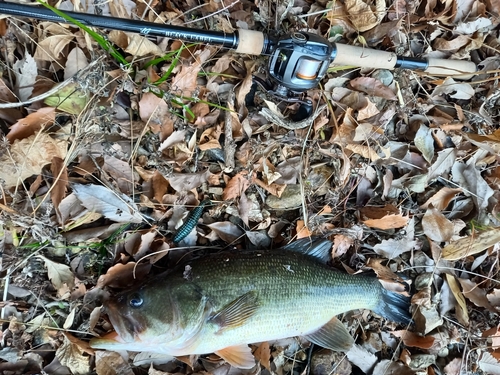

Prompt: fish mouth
xmin=90 ymin=299 xmax=146 ymax=350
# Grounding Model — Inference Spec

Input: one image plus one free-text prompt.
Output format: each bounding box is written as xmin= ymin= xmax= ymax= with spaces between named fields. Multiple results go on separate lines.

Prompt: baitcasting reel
xmin=0 ymin=1 xmax=477 ymax=116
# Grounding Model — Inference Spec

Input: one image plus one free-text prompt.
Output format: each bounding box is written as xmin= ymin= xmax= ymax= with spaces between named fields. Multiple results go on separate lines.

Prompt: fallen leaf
xmin=223 ymin=171 xmax=250 ymax=200
xmin=349 ymin=77 xmax=397 ymax=100
xmin=55 ymin=335 xmax=90 ymax=375
xmin=13 ymin=52 xmax=37 ymax=101
xmin=363 ymin=213 xmax=408 ymax=230
xmin=37 ymin=255 xmax=74 ymax=295
xmin=432 ymin=77 xmax=475 ymax=100
xmin=6 ymin=107 xmax=56 ymax=143
xmin=50 ymin=156 xmax=68 ymax=223
xmin=168 ymin=170 xmax=210 ymax=192
xmin=95 ymin=350 xmax=134 ymax=375
xmin=346 ymin=344 xmax=378 ymax=373
xmin=478 ymin=351 xmax=500 ymax=375
xmin=206 ymin=221 xmax=244 ymax=243
xmin=442 ymin=227 xmax=500 ymax=260
xmin=391 ymin=330 xmax=435 ymax=349
xmin=444 ymin=274 xmax=469 ymax=326
xmin=420 ymin=187 xmax=462 ymax=210
xmin=64 ymin=47 xmax=89 ymax=80
xmin=158 ymin=130 xmax=186 ymax=152
xmin=344 ymin=0 xmax=385 ymax=32
xmin=72 ymin=184 xmax=143 ymax=223
xmin=96 ymin=262 xmax=152 ymax=289
xmin=414 ymin=124 xmax=434 ymax=164
xmin=458 ymin=278 xmax=494 ymax=311
xmin=44 ymin=82 xmax=90 ymax=115
xmin=422 ymin=207 xmax=454 ymax=242
xmin=109 ymin=30 xmax=163 ymax=56
xmin=426 ymin=148 xmax=457 ymax=183
xmin=373 ymin=237 xmax=416 ymax=259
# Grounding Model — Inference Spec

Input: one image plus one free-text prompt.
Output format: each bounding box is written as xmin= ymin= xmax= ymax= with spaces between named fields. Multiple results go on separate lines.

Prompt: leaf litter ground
xmin=1 ymin=0 xmax=500 ymax=374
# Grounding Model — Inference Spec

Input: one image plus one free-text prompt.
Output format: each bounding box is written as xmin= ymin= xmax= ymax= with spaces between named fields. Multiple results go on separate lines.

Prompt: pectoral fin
xmin=209 ymin=291 xmax=259 ymax=330
xmin=304 ymin=316 xmax=354 ymax=351
xmin=215 ymin=345 xmax=256 ymax=369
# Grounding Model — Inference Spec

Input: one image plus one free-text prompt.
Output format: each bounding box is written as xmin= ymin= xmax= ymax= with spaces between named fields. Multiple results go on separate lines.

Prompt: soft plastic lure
xmin=173 ymin=199 xmax=211 ymax=244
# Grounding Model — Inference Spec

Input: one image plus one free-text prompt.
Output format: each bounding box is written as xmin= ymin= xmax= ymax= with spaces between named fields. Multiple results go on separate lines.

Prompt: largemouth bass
xmin=90 ymin=238 xmax=411 ymax=368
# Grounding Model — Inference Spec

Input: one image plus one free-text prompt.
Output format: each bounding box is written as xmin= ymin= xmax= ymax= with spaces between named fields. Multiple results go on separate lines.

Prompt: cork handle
xmin=235 ymin=29 xmax=265 ymax=55
xmin=425 ymin=58 xmax=476 ymax=79
xmin=333 ymin=44 xmax=398 ymax=69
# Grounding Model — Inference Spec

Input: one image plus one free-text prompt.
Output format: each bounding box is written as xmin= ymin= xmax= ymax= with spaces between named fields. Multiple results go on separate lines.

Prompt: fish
xmin=90 ymin=238 xmax=411 ymax=368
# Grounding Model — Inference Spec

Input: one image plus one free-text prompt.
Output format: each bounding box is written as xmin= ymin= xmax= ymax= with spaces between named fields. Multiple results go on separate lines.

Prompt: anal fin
xmin=215 ymin=345 xmax=256 ymax=369
xmin=304 ymin=316 xmax=354 ymax=351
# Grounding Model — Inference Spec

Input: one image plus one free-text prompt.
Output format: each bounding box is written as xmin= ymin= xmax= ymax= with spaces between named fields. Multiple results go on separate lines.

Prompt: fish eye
xmin=128 ymin=293 xmax=144 ymax=308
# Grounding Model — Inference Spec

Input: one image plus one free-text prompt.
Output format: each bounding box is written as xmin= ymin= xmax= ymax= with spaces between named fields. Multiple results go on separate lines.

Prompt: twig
xmin=224 ymin=88 xmax=236 ymax=172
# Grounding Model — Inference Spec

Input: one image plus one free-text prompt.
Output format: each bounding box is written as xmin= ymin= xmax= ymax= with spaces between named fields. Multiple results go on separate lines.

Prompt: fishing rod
xmin=0 ymin=1 xmax=477 ymax=101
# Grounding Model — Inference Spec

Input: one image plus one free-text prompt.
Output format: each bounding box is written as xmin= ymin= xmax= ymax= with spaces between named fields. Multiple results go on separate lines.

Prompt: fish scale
xmin=90 ymin=240 xmax=411 ymax=367
xmin=187 ymin=252 xmax=380 ymax=353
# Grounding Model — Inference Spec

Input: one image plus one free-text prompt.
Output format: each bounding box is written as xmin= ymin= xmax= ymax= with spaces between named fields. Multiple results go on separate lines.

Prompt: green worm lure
xmin=172 ymin=199 xmax=211 ymax=244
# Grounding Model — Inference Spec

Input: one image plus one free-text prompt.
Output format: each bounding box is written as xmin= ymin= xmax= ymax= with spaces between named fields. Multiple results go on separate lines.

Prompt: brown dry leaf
xmin=95 ymin=350 xmax=134 ymax=375
xmin=344 ymin=0 xmax=385 ymax=32
xmin=488 ymin=289 xmax=500 ymax=310
xmin=349 ymin=77 xmax=397 ymax=100
xmin=363 ymin=213 xmax=408 ymax=230
xmin=168 ymin=170 xmax=210 ymax=192
xmin=1 ymin=131 xmax=67 ymax=188
xmin=96 ymin=262 xmax=152 ymax=289
xmin=458 ymin=278 xmax=494 ymax=311
xmin=357 ymin=98 xmax=380 ymax=121
xmin=253 ymin=341 xmax=270 ymax=370
xmin=422 ymin=207 xmax=454 ymax=242
xmin=373 ymin=237 xmax=416 ymax=259
xmin=420 ymin=187 xmax=462 ymax=210
xmin=432 ymin=77 xmax=475 ymax=100
xmin=391 ymin=330 xmax=435 ymax=349
xmin=37 ymin=255 xmax=74 ymax=297
xmin=331 ymin=234 xmax=354 ymax=258
xmin=442 ymin=227 xmax=500 ymax=260
xmin=55 ymin=334 xmax=90 ymax=375
xmin=199 ymin=125 xmax=222 ymax=151
xmin=206 ymin=221 xmax=244 ymax=243
xmin=444 ymin=274 xmax=469 ymax=326
xmin=6 ymin=107 xmax=56 ymax=143
xmin=50 ymin=156 xmax=68 ymax=223
xmin=34 ymin=34 xmax=74 ymax=61
xmin=0 ymin=79 xmax=23 ymax=123
xmin=252 ymin=176 xmax=286 ymax=197
xmin=158 ymin=130 xmax=186 ymax=152
xmin=102 ymin=155 xmax=136 ymax=195
xmin=426 ymin=148 xmax=457 ymax=183
xmin=444 ymin=358 xmax=463 ymax=375
xmin=433 ymin=35 xmax=470 ymax=52
xmin=295 ymin=220 xmax=313 ymax=239
xmin=64 ymin=47 xmax=89 ymax=80
xmin=345 ymin=143 xmax=382 ymax=161
xmin=171 ymin=48 xmax=211 ymax=97
xmin=108 ymin=30 xmax=163 ymax=56
xmin=366 ymin=258 xmax=409 ymax=295
xmin=138 ymin=92 xmax=174 ymax=139
xmin=223 ymin=171 xmax=250 ymax=200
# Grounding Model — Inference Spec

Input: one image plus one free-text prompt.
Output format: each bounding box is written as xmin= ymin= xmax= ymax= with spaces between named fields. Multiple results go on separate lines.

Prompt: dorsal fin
xmin=279 ymin=237 xmax=332 ymax=263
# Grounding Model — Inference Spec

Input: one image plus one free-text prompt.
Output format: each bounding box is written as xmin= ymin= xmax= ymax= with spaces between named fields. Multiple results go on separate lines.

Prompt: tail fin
xmin=373 ymin=287 xmax=412 ymax=325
